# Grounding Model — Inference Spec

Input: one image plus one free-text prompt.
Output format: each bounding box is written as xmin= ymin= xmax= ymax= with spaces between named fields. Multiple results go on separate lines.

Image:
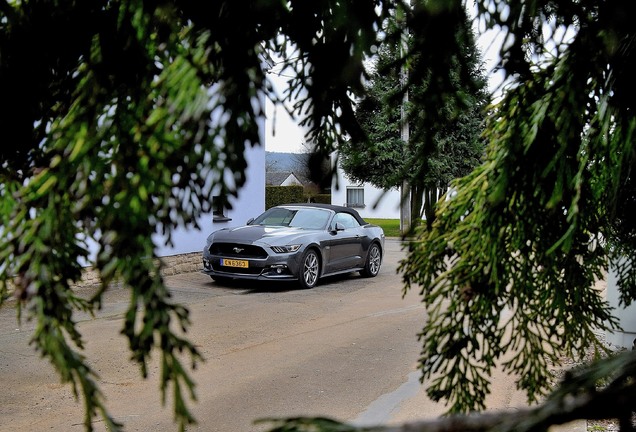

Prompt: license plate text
xmin=221 ymin=259 xmax=249 ymax=268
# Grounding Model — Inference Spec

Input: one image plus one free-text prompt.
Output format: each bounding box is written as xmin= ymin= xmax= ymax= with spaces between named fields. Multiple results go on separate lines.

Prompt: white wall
xmin=606 ymin=264 xmax=636 ymax=349
xmin=331 ymin=181 xmax=403 ymax=219
xmin=154 ymin=143 xmax=266 ymax=256
xmin=79 ymin=141 xmax=265 ymax=266
xmin=331 ymin=154 xmax=403 ymax=220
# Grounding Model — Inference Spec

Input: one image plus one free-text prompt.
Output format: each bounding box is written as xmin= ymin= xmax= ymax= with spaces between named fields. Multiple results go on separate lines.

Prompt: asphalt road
xmin=0 ymin=239 xmax=580 ymax=432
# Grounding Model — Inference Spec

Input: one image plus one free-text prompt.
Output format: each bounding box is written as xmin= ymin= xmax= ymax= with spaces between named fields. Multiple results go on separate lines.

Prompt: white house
xmin=331 ymin=153 xmax=403 ymax=219
xmin=266 ymin=171 xmax=303 ymax=187
xmin=149 ymin=83 xmax=267 ymax=257
xmin=78 ymin=104 xmax=266 ymax=277
xmin=606 ymin=262 xmax=636 ymax=350
xmin=154 ymin=143 xmax=266 ymax=257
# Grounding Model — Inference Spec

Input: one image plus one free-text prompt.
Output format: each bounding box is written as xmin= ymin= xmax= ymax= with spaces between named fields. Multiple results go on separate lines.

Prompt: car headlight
xmin=271 ymin=244 xmax=302 ymax=253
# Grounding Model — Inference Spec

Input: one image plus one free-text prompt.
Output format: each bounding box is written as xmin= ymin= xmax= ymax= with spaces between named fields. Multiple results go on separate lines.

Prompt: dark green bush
xmin=312 ymin=194 xmax=331 ymax=204
xmin=265 ymin=185 xmax=305 ymax=209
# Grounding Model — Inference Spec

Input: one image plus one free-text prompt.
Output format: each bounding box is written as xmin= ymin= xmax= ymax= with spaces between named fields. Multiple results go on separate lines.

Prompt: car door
xmin=323 ymin=212 xmax=365 ymax=273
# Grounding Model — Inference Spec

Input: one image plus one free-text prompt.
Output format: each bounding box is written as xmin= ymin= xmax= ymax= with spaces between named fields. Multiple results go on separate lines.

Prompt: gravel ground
xmin=547 ymin=328 xmax=633 ymax=432
xmin=545 ymin=275 xmax=634 ymax=432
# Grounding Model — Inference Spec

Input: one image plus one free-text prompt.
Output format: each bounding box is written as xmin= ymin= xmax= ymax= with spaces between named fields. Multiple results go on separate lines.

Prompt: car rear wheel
xmin=360 ymin=243 xmax=381 ymax=277
xmin=298 ymin=249 xmax=320 ymax=289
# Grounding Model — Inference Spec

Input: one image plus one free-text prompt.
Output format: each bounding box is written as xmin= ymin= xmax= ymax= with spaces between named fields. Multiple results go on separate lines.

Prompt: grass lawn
xmin=366 ymin=218 xmax=401 ymax=238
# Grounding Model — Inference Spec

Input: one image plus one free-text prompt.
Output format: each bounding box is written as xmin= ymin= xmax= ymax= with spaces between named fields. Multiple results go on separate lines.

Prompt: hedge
xmin=265 ymin=186 xmax=332 ymax=209
xmin=265 ymin=185 xmax=305 ymax=209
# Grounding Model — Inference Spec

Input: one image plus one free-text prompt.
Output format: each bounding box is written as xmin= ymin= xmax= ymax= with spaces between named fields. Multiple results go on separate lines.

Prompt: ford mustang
xmin=202 ymin=203 xmax=385 ymax=289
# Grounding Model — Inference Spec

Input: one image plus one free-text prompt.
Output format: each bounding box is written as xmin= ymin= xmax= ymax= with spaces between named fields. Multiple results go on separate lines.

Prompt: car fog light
xmin=271 ymin=264 xmax=288 ymax=274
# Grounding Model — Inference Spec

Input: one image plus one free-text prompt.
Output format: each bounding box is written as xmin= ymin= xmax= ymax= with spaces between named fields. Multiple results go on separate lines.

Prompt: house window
xmin=346 ymin=187 xmax=365 ymax=208
xmin=212 ymin=196 xmax=232 ymax=222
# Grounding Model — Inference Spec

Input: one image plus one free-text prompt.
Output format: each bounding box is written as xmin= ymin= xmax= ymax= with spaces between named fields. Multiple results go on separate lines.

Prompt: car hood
xmin=210 ymin=225 xmax=315 ymax=245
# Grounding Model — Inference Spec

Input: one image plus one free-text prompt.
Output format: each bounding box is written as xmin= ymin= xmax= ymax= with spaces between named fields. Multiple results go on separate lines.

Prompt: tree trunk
xmin=423 ymin=186 xmax=437 ymax=231
xmin=410 ymin=183 xmax=423 ymax=231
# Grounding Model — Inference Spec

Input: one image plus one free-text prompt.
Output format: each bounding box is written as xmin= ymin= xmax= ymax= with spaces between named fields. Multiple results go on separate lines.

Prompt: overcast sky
xmin=264 ymin=21 xmax=506 ymax=154
xmin=264 ymin=90 xmax=308 ymax=154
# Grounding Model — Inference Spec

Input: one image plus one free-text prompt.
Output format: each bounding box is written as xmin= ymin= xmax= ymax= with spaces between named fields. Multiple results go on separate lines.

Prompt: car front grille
xmin=208 ymin=243 xmax=268 ymax=259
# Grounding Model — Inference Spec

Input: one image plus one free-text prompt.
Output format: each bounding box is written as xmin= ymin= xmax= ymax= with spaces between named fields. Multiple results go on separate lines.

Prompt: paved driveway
xmin=0 ymin=239 xmax=582 ymax=431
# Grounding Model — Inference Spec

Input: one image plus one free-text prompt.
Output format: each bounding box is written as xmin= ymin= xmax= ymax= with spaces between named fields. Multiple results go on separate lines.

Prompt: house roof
xmin=266 ymin=171 xmax=303 ymax=186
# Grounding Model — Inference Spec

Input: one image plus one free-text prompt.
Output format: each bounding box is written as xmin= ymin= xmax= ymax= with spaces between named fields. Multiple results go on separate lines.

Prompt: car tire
xmin=360 ymin=243 xmax=382 ymax=278
xmin=298 ymin=249 xmax=320 ymax=289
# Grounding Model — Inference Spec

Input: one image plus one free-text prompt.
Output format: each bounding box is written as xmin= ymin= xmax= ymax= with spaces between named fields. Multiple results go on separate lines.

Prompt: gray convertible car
xmin=202 ymin=203 xmax=385 ymax=289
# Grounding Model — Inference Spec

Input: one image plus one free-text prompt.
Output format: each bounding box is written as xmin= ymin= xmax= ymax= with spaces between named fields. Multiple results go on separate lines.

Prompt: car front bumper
xmin=201 ymin=250 xmax=303 ymax=281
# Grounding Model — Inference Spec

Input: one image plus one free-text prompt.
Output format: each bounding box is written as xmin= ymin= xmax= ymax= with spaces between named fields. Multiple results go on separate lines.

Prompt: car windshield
xmin=251 ymin=207 xmax=331 ymax=230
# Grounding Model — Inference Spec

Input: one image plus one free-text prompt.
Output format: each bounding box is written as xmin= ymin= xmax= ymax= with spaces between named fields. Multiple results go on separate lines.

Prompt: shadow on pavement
xmin=207 ymin=272 xmax=362 ymax=294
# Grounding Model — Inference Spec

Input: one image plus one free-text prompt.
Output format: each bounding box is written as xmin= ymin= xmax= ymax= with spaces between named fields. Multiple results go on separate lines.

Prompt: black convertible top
xmin=280 ymin=203 xmax=368 ymax=225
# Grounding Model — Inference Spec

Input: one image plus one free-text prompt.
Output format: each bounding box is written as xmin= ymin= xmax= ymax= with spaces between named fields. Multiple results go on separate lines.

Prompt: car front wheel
xmin=298 ymin=249 xmax=320 ymax=289
xmin=360 ymin=243 xmax=382 ymax=277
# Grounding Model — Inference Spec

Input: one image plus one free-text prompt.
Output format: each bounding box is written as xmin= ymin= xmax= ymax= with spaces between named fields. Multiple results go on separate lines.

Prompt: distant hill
xmin=266 ymin=152 xmax=308 ymax=173
xmin=266 ymin=151 xmax=331 ymax=190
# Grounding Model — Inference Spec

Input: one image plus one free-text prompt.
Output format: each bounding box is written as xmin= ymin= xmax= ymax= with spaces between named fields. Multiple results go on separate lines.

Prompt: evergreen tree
xmin=340 ymin=10 xmax=489 ymax=229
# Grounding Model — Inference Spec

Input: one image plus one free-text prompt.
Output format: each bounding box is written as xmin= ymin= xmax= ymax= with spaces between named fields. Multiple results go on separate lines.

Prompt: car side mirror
xmin=334 ymin=222 xmax=345 ymax=232
xmin=246 ymin=217 xmax=255 ymax=225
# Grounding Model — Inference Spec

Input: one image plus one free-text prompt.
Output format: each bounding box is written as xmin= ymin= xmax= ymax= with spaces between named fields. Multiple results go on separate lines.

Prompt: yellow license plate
xmin=221 ymin=259 xmax=249 ymax=268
